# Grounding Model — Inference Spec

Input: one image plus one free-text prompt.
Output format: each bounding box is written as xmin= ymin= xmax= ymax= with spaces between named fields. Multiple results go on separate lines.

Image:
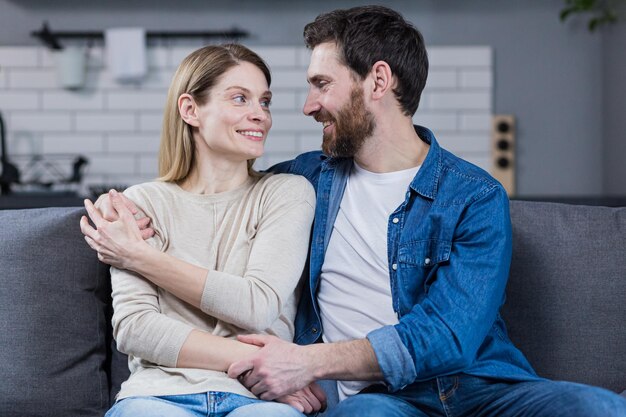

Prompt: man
xmin=94 ymin=6 xmax=626 ymax=416
xmin=223 ymin=6 xmax=626 ymax=417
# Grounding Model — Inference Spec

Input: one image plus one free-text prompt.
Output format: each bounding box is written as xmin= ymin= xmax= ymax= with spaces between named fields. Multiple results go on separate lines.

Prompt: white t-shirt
xmin=318 ymin=161 xmax=420 ymax=400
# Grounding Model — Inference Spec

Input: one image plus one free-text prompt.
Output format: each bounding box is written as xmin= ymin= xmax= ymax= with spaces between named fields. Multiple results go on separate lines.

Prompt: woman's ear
xmin=370 ymin=61 xmax=394 ymax=101
xmin=178 ymin=93 xmax=200 ymax=127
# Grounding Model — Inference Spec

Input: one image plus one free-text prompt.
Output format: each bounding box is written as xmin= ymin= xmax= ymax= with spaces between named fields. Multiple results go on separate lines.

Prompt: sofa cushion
xmin=503 ymin=201 xmax=626 ymax=393
xmin=0 ymin=207 xmax=112 ymax=417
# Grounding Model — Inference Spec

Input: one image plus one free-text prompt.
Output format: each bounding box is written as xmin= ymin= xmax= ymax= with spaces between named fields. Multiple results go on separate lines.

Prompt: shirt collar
xmin=409 ymin=125 xmax=441 ymax=200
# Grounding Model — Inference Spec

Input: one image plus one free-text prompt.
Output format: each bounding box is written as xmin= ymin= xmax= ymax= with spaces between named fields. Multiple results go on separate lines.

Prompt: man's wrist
xmin=302 ymin=344 xmax=326 ymax=380
xmin=303 ymin=339 xmax=383 ymax=382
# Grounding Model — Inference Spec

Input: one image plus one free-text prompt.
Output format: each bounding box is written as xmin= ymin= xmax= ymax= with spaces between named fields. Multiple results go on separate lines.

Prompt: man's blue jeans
xmin=325 ymin=374 xmax=626 ymax=417
xmin=106 ymin=391 xmax=305 ymax=417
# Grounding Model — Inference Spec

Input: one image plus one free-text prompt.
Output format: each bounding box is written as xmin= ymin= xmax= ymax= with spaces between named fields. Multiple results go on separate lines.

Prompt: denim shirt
xmin=270 ymin=126 xmax=539 ymax=392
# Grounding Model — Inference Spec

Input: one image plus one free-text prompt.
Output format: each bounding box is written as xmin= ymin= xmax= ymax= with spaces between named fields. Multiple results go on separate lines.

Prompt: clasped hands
xmin=80 ymin=189 xmax=154 ymax=269
xmin=229 ymin=334 xmax=317 ymax=394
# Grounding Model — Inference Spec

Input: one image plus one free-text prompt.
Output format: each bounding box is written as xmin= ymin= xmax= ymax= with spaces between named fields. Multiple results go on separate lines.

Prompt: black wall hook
xmin=32 ymin=21 xmax=64 ymax=50
xmin=31 ymin=21 xmax=249 ymax=50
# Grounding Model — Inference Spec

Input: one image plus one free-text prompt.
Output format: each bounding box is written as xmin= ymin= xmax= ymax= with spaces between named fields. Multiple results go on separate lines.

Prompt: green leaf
xmin=579 ymin=0 xmax=597 ymax=10
xmin=560 ymin=8 xmax=575 ymax=21
xmin=560 ymin=0 xmax=620 ymax=30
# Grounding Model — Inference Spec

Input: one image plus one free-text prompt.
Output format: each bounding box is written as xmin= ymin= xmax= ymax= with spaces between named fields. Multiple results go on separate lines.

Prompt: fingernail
xmin=110 ymin=189 xmax=117 ymax=196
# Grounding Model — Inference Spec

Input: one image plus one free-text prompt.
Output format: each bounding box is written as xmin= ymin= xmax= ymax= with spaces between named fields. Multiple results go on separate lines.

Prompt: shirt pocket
xmin=397 ymin=239 xmax=451 ymax=304
xmin=398 ymin=239 xmax=451 ymax=267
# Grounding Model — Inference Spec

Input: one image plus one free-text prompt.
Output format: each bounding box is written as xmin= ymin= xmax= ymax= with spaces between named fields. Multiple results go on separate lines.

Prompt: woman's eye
xmin=233 ymin=95 xmax=246 ymax=104
xmin=261 ymin=99 xmax=272 ymax=108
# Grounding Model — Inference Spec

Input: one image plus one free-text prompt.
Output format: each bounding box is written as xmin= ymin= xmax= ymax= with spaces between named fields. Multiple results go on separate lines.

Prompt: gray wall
xmin=603 ymin=12 xmax=626 ymax=196
xmin=1 ymin=0 xmax=624 ymax=196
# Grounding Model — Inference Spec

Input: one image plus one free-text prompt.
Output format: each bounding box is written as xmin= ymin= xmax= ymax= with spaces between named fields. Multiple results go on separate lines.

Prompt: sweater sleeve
xmin=110 ymin=185 xmax=193 ymax=367
xmin=110 ymin=268 xmax=194 ymax=366
xmin=199 ymin=175 xmax=316 ymax=332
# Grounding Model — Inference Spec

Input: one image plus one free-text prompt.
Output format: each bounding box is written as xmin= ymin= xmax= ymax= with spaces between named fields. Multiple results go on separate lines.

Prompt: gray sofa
xmin=0 ymin=200 xmax=624 ymax=416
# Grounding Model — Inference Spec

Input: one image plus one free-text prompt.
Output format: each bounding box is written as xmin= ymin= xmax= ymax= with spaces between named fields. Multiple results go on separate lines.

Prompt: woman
xmin=80 ymin=44 xmax=322 ymax=417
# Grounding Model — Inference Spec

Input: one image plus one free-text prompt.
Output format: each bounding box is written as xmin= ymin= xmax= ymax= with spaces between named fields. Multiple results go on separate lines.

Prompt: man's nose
xmin=302 ymin=90 xmax=320 ymax=116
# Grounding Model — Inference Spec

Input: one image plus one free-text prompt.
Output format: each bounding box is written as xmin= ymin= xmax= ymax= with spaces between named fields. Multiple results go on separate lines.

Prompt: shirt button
xmin=392 ymin=217 xmax=399 ymax=224
xmin=392 ymin=263 xmax=398 ymax=271
xmin=312 ymin=327 xmax=318 ymax=333
xmin=424 ymin=258 xmax=431 ymax=265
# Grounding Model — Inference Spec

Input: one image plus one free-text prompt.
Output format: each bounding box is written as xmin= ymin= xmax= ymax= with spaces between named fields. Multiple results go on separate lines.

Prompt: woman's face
xmin=192 ymin=62 xmax=272 ymax=163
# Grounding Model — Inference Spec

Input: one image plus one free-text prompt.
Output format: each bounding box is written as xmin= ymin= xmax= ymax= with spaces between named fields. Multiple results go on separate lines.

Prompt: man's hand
xmin=228 ymin=334 xmax=316 ymax=400
xmin=94 ymin=189 xmax=154 ymax=239
xmin=276 ymin=382 xmax=327 ymax=414
xmin=80 ymin=190 xmax=152 ymax=268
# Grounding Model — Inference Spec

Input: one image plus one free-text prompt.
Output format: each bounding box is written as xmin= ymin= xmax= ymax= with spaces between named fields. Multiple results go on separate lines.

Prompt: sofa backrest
xmin=503 ymin=200 xmax=625 ymax=394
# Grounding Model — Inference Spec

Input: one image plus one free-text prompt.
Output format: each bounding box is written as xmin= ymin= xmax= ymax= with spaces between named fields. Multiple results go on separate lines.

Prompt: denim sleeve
xmin=367 ymin=186 xmax=512 ymax=391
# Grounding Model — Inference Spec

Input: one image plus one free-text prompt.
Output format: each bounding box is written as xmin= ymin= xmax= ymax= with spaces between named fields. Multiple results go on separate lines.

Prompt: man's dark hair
xmin=304 ymin=5 xmax=428 ymax=116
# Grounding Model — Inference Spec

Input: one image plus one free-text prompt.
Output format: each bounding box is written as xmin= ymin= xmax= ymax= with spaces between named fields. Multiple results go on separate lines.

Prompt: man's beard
xmin=318 ymin=87 xmax=376 ymax=158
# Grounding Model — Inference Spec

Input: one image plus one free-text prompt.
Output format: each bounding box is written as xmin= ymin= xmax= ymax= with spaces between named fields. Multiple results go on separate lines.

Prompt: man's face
xmin=303 ymin=42 xmax=375 ymax=158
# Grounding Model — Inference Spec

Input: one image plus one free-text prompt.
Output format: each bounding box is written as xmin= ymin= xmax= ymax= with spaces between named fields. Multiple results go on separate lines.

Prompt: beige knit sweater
xmin=111 ymin=173 xmax=316 ymax=400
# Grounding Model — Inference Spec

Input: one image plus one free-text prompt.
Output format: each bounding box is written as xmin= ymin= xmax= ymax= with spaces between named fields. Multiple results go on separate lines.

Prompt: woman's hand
xmin=80 ymin=189 xmax=152 ymax=269
xmin=94 ymin=190 xmax=155 ymax=239
xmin=276 ymin=382 xmax=327 ymax=414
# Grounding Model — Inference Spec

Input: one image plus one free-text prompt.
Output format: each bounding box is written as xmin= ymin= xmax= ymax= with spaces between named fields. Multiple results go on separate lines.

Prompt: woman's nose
xmin=250 ymin=102 xmax=269 ymax=122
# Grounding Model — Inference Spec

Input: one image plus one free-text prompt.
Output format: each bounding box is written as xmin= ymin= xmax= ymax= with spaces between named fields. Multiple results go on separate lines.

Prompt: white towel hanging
xmin=105 ymin=27 xmax=147 ymax=82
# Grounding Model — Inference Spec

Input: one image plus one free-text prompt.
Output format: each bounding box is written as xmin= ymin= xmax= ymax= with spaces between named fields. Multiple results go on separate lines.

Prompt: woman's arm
xmin=110 ymin=263 xmax=257 ymax=370
xmin=111 ymin=265 xmax=325 ymax=413
xmin=85 ymin=189 xmax=255 ymax=369
xmin=177 ymin=329 xmax=258 ymax=370
xmin=83 ymin=177 xmax=316 ymax=332
xmin=83 ymin=190 xmax=207 ymax=309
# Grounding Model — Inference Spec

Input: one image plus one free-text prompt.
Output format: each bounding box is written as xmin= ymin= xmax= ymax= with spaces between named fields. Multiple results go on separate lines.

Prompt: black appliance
xmin=0 ymin=112 xmax=21 ymax=194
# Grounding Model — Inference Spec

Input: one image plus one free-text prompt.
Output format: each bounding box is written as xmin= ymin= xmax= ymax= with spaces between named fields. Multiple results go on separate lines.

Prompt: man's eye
xmin=317 ymin=81 xmax=330 ymax=91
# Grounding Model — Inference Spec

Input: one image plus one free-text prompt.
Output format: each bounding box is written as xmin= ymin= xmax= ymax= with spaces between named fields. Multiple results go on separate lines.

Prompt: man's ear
xmin=370 ymin=61 xmax=394 ymax=100
xmin=178 ymin=93 xmax=200 ymax=127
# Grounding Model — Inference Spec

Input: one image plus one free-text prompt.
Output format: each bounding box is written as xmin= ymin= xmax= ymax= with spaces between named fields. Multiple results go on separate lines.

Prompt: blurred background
xmin=1 ymin=0 xmax=624 ymax=208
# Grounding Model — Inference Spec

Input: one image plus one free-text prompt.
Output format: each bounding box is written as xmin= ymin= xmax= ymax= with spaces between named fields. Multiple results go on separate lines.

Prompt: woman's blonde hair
xmin=158 ymin=44 xmax=271 ymax=182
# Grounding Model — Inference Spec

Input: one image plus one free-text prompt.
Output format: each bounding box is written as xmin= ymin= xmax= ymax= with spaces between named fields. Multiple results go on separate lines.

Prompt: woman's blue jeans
xmin=106 ymin=391 xmax=305 ymax=417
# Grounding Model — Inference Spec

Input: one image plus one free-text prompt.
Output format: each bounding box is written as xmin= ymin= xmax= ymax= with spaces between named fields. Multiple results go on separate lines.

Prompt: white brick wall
xmin=0 ymin=91 xmax=39 ymax=110
xmin=9 ymin=69 xmax=58 ymax=89
xmin=43 ymin=91 xmax=104 ymax=110
xmin=0 ymin=48 xmax=39 ymax=67
xmin=74 ymin=112 xmax=136 ymax=132
xmin=10 ymin=112 xmax=72 ymax=131
xmin=0 ymin=45 xmax=492 ymax=194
